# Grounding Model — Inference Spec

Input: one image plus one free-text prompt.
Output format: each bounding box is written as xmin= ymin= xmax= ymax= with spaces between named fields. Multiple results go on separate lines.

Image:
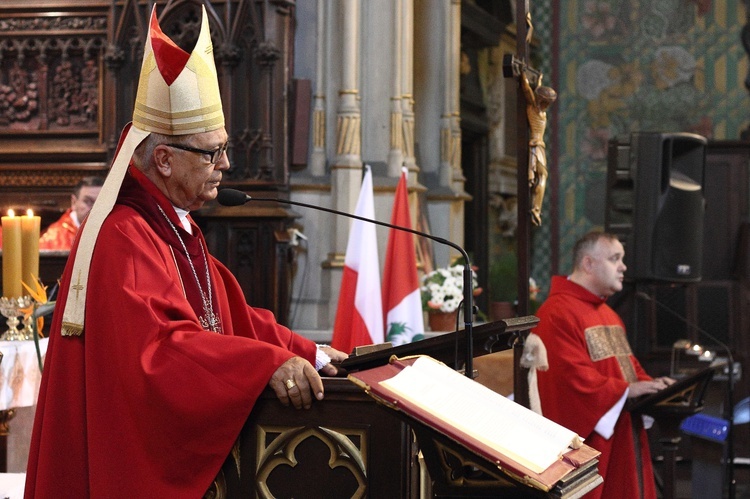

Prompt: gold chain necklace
xmin=158 ymin=205 xmax=222 ymax=333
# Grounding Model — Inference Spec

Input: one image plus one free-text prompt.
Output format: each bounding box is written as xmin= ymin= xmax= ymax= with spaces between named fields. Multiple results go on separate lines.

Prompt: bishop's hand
xmin=269 ymin=356 xmax=324 ymax=409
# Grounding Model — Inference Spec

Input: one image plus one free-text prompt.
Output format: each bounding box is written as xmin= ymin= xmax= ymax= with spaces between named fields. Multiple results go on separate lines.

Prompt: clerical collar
xmin=173 ymin=206 xmax=192 ymax=234
xmin=70 ymin=210 xmax=80 ymax=228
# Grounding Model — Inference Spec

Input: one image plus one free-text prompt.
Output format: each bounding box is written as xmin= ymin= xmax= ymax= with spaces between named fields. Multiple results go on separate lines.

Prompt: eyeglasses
xmin=165 ymin=142 xmax=229 ymax=164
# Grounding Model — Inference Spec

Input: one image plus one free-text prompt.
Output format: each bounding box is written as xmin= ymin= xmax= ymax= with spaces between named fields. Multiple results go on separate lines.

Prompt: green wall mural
xmin=531 ymin=0 xmax=750 ymax=295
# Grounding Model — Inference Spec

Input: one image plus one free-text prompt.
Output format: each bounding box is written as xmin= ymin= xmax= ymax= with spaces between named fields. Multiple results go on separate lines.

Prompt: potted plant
xmin=488 ymin=252 xmax=518 ymax=320
xmin=421 ymin=263 xmax=481 ymax=331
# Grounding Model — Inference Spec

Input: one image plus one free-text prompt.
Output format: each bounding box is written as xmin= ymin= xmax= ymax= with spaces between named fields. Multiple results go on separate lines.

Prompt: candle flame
xmin=8 ymin=209 xmax=14 ymax=217
xmin=27 ymin=209 xmax=34 ymax=217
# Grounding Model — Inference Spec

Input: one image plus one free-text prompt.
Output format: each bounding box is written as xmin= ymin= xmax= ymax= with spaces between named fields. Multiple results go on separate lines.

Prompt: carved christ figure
xmin=520 ymin=72 xmax=557 ymax=226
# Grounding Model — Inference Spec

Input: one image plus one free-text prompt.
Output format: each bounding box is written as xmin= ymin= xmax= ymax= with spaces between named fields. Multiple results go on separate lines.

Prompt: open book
xmin=349 ymin=355 xmax=601 ymax=493
xmin=380 ymin=356 xmax=581 ymax=473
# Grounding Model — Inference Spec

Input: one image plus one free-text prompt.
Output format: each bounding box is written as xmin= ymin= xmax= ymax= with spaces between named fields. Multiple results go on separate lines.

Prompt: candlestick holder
xmin=0 ymin=296 xmax=32 ymax=341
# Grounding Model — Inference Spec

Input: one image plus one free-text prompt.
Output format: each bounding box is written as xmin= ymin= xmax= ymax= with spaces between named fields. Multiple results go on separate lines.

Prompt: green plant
xmin=489 ymin=252 xmax=517 ymax=303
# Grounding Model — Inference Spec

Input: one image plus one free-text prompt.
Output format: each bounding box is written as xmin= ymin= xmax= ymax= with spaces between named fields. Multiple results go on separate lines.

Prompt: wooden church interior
xmin=0 ymin=0 xmax=749 ymax=497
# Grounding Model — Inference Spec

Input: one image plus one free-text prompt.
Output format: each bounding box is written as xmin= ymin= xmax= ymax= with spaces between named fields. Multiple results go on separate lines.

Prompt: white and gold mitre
xmin=133 ymin=5 xmax=224 ymax=135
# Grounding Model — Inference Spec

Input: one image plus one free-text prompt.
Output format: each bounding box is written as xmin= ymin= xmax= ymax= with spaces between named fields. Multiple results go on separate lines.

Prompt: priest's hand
xmin=627 ymin=377 xmax=674 ymax=398
xmin=270 ymin=356 xmax=325 ymax=409
xmin=317 ymin=346 xmax=349 ymax=376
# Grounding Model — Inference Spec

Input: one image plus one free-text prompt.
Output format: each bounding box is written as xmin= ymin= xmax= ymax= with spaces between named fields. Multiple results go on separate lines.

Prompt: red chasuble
xmin=25 ymin=167 xmax=317 ymax=498
xmin=534 ymin=276 xmax=656 ymax=499
xmin=38 ymin=208 xmax=77 ymax=250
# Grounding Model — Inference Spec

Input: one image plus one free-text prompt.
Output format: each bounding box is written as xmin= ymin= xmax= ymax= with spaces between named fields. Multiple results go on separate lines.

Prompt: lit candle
xmin=2 ymin=210 xmax=23 ymax=298
xmin=21 ymin=209 xmax=40 ymax=289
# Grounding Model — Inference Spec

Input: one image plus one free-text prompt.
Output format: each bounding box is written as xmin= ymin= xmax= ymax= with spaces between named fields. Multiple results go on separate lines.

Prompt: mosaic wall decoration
xmin=531 ymin=0 xmax=750 ymax=298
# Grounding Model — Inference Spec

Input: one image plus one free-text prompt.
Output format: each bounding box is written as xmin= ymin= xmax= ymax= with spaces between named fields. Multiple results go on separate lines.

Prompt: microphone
xmin=636 ymin=290 xmax=737 ymax=497
xmin=217 ymin=188 xmax=479 ymax=378
xmin=216 ymin=189 xmax=252 ymax=206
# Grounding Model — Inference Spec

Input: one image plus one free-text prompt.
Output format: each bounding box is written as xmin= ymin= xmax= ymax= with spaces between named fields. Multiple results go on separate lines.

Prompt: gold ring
xmin=285 ymin=379 xmax=296 ymax=390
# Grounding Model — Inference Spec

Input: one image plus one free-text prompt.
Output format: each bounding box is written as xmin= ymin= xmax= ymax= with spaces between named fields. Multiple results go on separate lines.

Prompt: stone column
xmin=401 ymin=0 xmax=418 ymax=176
xmin=387 ymin=0 xmax=405 ymax=177
xmin=310 ymin=0 xmax=328 ymax=176
xmin=326 ymin=0 xmax=363 ymax=323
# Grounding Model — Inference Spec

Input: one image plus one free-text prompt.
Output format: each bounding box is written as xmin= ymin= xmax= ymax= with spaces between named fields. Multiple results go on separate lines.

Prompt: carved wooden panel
xmin=0 ymin=4 xmax=111 ymax=208
xmin=0 ymin=10 xmax=105 ymax=135
xmin=1 ymin=0 xmax=296 ymax=187
xmin=194 ymin=204 xmax=296 ymax=324
xmin=217 ymin=378 xmax=418 ymax=499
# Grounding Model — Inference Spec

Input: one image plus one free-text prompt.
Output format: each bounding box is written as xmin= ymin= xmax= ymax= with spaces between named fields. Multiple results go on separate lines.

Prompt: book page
xmin=380 ymin=356 xmax=582 ymax=474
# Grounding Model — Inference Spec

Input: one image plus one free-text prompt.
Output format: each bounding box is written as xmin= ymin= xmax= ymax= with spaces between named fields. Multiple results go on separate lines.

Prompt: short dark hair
xmin=572 ymin=231 xmax=620 ymax=269
xmin=73 ymin=176 xmax=105 ymax=197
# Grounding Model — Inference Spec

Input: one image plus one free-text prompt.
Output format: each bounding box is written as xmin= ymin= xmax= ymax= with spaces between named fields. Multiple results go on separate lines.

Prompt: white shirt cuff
xmin=595 ymin=388 xmax=628 ymax=439
xmin=315 ymin=345 xmax=331 ymax=371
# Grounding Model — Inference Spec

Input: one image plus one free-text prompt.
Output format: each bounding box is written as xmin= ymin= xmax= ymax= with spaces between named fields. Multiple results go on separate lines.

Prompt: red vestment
xmin=38 ymin=208 xmax=78 ymax=250
xmin=534 ymin=276 xmax=656 ymax=499
xmin=25 ymin=167 xmax=317 ymax=498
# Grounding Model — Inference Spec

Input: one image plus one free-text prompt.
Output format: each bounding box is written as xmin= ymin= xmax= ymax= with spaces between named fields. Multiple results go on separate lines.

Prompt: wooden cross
xmin=502 ymin=1 xmax=544 ymax=410
xmin=501 ymin=1 xmax=542 ymax=318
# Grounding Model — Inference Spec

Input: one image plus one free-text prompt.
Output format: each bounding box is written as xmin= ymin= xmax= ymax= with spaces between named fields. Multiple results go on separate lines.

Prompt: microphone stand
xmin=637 ymin=291 xmax=736 ymax=499
xmin=222 ymin=191 xmax=476 ymax=379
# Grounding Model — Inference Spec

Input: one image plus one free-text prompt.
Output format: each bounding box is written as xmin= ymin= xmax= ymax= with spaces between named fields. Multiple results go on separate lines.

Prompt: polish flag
xmin=331 ymin=167 xmax=384 ymax=353
xmin=382 ymin=168 xmax=425 ymax=346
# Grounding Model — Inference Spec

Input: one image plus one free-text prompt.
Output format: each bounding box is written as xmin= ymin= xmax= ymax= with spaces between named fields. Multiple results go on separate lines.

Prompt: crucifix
xmin=503 ymin=0 xmax=541 ymax=316
xmin=502 ymin=2 xmax=557 ymax=315
xmin=509 ymin=59 xmax=557 ymax=228
xmin=502 ymin=2 xmax=557 ymax=409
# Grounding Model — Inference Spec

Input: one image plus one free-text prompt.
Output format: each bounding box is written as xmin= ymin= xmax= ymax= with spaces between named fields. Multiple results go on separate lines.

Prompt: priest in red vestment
xmin=25 ymin=6 xmax=345 ymax=498
xmin=534 ymin=231 xmax=675 ymax=499
xmin=38 ymin=176 xmax=103 ymax=250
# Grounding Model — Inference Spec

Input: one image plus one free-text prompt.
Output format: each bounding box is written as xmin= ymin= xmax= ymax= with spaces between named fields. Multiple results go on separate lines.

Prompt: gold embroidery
xmin=585 ymin=325 xmax=637 ymax=382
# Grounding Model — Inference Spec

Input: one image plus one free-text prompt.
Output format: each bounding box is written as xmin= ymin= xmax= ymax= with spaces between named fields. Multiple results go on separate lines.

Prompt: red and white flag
xmin=331 ymin=167 xmax=384 ymax=353
xmin=382 ymin=168 xmax=425 ymax=346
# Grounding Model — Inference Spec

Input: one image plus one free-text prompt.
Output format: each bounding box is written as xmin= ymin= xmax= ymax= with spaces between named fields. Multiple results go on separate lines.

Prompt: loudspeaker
xmin=606 ymin=132 xmax=706 ymax=282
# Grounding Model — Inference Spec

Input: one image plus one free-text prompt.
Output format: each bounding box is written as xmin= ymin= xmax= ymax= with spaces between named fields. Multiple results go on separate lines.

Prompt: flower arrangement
xmin=421 ymin=264 xmax=481 ymax=314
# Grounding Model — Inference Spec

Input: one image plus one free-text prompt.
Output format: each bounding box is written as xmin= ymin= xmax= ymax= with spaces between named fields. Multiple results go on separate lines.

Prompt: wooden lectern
xmin=208 ymin=317 xmax=543 ymax=498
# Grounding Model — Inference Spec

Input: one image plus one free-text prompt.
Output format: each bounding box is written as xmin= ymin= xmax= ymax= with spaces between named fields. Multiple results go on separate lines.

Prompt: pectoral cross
xmin=199 ymin=299 xmax=222 ymax=334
